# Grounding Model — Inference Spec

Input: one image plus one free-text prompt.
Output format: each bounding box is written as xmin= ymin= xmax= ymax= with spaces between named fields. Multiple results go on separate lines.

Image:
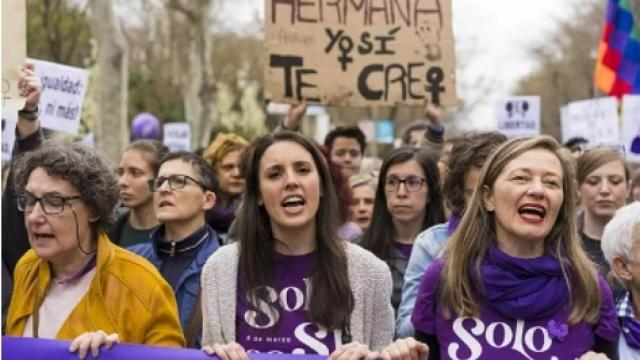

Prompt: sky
xmin=220 ymin=0 xmax=590 ymax=130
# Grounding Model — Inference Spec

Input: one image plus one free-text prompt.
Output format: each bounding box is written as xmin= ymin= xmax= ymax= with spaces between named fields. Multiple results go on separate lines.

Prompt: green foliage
xmin=128 ymin=70 xmax=185 ymax=124
xmin=26 ymin=0 xmax=92 ymax=67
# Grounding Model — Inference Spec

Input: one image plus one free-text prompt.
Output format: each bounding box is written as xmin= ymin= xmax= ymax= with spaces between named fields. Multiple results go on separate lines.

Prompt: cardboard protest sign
xmin=2 ymin=107 xmax=18 ymax=162
xmin=564 ymin=97 xmax=620 ymax=146
xmin=2 ymin=0 xmax=27 ymax=110
xmin=622 ymin=95 xmax=640 ymax=163
xmin=264 ymin=0 xmax=457 ymax=107
xmin=163 ymin=122 xmax=191 ymax=152
xmin=496 ymin=96 xmax=541 ymax=139
xmin=31 ymin=59 xmax=89 ymax=135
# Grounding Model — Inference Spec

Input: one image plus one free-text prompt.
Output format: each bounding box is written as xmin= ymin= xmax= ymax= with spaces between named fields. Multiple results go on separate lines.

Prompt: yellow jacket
xmin=6 ymin=232 xmax=185 ymax=347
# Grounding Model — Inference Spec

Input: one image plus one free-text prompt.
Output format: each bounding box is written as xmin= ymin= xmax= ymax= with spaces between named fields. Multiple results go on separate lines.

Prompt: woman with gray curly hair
xmin=5 ymin=141 xmax=185 ymax=359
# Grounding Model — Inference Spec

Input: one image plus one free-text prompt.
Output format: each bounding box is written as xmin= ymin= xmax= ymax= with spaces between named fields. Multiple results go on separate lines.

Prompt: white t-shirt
xmin=23 ymin=267 xmax=96 ymax=338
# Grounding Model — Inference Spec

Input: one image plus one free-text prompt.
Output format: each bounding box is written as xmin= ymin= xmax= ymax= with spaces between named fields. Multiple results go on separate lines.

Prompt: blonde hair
xmin=203 ymin=133 xmax=248 ymax=169
xmin=441 ymin=136 xmax=601 ymax=325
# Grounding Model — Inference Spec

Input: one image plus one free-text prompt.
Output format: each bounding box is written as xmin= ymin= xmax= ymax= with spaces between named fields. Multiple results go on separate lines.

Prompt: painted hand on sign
xmin=497 ymin=96 xmax=541 ymax=139
xmin=264 ymin=0 xmax=457 ymax=106
xmin=505 ymin=100 xmax=529 ymax=118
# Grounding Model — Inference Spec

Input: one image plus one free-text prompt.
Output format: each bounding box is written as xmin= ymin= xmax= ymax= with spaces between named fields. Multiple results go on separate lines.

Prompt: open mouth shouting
xmin=281 ymin=194 xmax=306 ymax=215
xmin=517 ymin=203 xmax=547 ymax=224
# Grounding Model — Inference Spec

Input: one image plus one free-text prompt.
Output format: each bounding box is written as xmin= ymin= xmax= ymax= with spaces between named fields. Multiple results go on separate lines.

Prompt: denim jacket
xmin=395 ymin=222 xmax=450 ymax=338
xmin=129 ymin=225 xmax=219 ymax=346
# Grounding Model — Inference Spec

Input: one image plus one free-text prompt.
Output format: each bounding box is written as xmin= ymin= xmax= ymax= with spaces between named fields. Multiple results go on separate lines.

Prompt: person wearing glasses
xmin=6 ymin=142 xmax=185 ymax=359
xmin=129 ymin=151 xmax=220 ymax=348
xmin=360 ymin=147 xmax=445 ymax=316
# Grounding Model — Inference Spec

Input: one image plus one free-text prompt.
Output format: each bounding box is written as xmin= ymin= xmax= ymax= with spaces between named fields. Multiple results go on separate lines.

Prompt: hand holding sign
xmin=68 ymin=330 xmax=120 ymax=360
xmin=423 ymin=100 xmax=443 ymax=126
xmin=18 ymin=62 xmax=42 ymax=111
xmin=282 ymin=102 xmax=308 ymax=131
xmin=202 ymin=342 xmax=249 ymax=360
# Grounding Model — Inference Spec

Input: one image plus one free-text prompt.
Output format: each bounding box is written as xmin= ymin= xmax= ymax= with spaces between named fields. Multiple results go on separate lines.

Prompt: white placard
xmin=163 ymin=123 xmax=190 ymax=152
xmin=496 ymin=96 xmax=541 ymax=138
xmin=31 ymin=59 xmax=89 ymax=135
xmin=2 ymin=107 xmax=17 ymax=162
xmin=565 ymin=97 xmax=620 ymax=146
xmin=622 ymin=95 xmax=640 ymax=163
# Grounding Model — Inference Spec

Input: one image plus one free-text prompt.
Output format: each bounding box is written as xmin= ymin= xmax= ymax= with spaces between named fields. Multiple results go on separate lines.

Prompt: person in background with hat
xmin=203 ymin=133 xmax=248 ymax=243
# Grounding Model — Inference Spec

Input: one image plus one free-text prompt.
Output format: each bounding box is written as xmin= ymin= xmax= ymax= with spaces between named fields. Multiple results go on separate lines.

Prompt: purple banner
xmin=2 ymin=337 xmax=328 ymax=360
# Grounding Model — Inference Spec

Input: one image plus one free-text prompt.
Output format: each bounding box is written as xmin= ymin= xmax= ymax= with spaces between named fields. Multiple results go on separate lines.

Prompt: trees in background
xmin=513 ymin=1 xmax=604 ymax=139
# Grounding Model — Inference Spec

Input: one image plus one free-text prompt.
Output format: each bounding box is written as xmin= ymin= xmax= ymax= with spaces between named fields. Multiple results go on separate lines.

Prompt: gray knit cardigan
xmin=201 ymin=242 xmax=394 ymax=351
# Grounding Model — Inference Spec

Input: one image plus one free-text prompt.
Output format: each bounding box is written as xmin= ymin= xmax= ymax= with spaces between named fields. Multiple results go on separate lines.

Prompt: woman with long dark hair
xmin=201 ymin=131 xmax=394 ymax=359
xmin=360 ymin=147 xmax=445 ymax=314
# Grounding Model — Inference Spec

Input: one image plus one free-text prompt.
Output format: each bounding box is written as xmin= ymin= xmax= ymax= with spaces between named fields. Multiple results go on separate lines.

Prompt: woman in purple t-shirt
xmin=396 ymin=136 xmax=620 ymax=360
xmin=201 ymin=131 xmax=396 ymax=360
xmin=360 ymin=147 xmax=445 ymax=315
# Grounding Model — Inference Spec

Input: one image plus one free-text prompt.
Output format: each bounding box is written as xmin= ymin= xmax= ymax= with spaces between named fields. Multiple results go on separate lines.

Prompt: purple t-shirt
xmin=411 ymin=258 xmax=620 ymax=360
xmin=393 ymin=242 xmax=414 ymax=260
xmin=236 ymin=252 xmax=342 ymax=355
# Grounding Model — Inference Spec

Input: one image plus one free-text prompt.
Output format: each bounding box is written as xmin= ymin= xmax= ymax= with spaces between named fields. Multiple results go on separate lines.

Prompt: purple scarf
xmin=447 ymin=212 xmax=461 ymax=236
xmin=622 ymin=316 xmax=640 ymax=349
xmin=478 ymin=246 xmax=570 ymax=321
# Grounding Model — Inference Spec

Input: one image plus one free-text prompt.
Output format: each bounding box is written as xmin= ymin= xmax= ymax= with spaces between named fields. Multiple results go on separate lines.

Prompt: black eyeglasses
xmin=16 ymin=192 xmax=82 ymax=215
xmin=385 ymin=175 xmax=426 ymax=192
xmin=148 ymin=174 xmax=208 ymax=192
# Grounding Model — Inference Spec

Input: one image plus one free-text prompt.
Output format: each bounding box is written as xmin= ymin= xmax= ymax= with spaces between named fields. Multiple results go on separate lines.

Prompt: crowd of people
xmin=2 ymin=62 xmax=640 ymax=360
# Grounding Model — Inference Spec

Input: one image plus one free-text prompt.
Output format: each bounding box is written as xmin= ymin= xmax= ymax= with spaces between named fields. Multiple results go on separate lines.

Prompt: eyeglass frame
xmin=16 ymin=192 xmax=82 ymax=215
xmin=384 ymin=175 xmax=426 ymax=192
xmin=148 ymin=174 xmax=209 ymax=192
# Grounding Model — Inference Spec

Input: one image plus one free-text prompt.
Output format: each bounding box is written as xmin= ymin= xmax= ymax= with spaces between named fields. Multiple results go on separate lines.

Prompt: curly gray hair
xmin=13 ymin=141 xmax=119 ymax=234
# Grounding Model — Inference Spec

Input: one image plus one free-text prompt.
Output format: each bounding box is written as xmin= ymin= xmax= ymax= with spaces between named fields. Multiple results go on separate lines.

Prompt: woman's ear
xmin=612 ymin=256 xmax=633 ymax=284
xmin=481 ymin=185 xmax=494 ymax=212
xmin=203 ymin=191 xmax=216 ymax=211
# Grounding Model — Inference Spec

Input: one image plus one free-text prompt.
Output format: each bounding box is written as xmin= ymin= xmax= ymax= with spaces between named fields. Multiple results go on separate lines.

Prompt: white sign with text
xmin=31 ymin=59 xmax=89 ymax=135
xmin=163 ymin=123 xmax=191 ymax=152
xmin=622 ymin=95 xmax=640 ymax=163
xmin=2 ymin=107 xmax=17 ymax=162
xmin=496 ymin=96 xmax=541 ymax=138
xmin=564 ymin=97 xmax=620 ymax=147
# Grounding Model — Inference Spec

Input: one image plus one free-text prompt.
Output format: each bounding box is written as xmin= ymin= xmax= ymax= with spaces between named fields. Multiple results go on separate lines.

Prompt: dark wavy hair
xmin=236 ymin=130 xmax=354 ymax=331
xmin=14 ymin=141 xmax=119 ymax=236
xmin=442 ymin=132 xmax=507 ymax=214
xmin=361 ymin=147 xmax=445 ymax=262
